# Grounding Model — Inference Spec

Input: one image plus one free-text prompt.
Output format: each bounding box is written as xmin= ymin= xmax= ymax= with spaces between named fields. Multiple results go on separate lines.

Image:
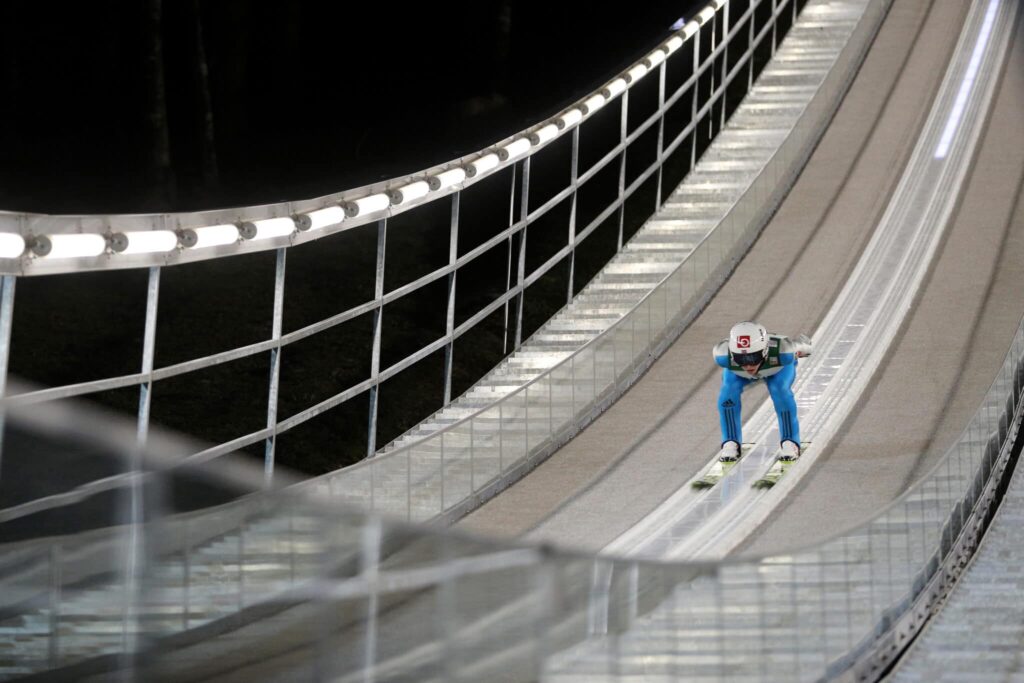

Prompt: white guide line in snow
xmin=604 ymin=0 xmax=1018 ymax=562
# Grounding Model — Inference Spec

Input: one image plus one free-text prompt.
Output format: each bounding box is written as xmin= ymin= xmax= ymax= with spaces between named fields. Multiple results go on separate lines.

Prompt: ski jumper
xmin=713 ymin=334 xmax=809 ymax=447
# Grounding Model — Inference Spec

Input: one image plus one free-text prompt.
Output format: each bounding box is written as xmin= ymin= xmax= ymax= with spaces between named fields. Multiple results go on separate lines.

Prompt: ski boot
xmin=718 ymin=441 xmax=741 ymax=462
xmin=779 ymin=440 xmax=801 ymax=462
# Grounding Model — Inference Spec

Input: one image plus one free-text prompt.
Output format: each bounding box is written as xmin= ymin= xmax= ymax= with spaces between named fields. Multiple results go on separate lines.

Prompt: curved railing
xmin=0 ymin=308 xmax=1019 ymax=681
xmin=316 ymin=0 xmax=888 ymax=522
xmin=0 ymin=0 xmax=798 ymax=504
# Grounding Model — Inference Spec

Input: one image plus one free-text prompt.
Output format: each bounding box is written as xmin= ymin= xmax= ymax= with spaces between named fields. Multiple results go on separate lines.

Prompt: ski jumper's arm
xmin=784 ymin=334 xmax=813 ymax=358
xmin=713 ymin=340 xmax=730 ymax=368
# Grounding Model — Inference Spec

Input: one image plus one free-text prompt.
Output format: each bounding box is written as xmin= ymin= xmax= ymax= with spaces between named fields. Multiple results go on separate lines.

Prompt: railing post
xmin=655 ymin=57 xmax=667 ymax=210
xmin=443 ymin=193 xmax=461 ymax=405
xmin=514 ymin=157 xmax=531 ymax=350
xmin=748 ymin=2 xmax=756 ymax=91
xmin=721 ymin=1 xmax=731 ymax=131
xmin=772 ymin=0 xmax=779 ymax=56
xmin=0 ymin=275 xmax=16 ymax=481
xmin=567 ymin=126 xmax=581 ymax=304
xmin=691 ymin=24 xmax=701 ymax=170
xmin=709 ymin=9 xmax=718 ymax=142
xmin=617 ymin=90 xmax=629 ymax=251
xmin=503 ymin=165 xmax=517 ymax=355
xmin=264 ymin=248 xmax=286 ymax=485
xmin=122 ymin=266 xmax=161 ymax=669
xmin=362 ymin=518 xmax=382 ymax=683
xmin=137 ymin=267 xmax=160 ymax=450
xmin=367 ymin=218 xmax=387 ymax=457
xmin=48 ymin=544 xmax=62 ymax=667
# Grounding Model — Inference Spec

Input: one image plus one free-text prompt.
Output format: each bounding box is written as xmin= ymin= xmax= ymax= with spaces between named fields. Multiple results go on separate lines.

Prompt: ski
xmin=752 ymin=443 xmax=810 ymax=489
xmin=692 ymin=444 xmax=754 ymax=490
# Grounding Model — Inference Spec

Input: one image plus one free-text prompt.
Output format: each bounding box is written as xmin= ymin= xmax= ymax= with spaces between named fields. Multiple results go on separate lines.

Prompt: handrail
xmin=0 ymin=4 xmax=732 ymax=278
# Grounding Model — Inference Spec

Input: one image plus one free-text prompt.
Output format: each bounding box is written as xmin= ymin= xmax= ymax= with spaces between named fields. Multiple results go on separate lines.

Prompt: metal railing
xmin=0 ymin=308 xmax=1020 ymax=681
xmin=316 ymin=0 xmax=887 ymax=523
xmin=0 ymin=0 xmax=804 ymax=512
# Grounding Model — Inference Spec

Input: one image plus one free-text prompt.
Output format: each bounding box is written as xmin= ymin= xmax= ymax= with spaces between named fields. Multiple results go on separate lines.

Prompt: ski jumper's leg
xmin=718 ymin=370 xmax=749 ymax=445
xmin=766 ymin=363 xmax=799 ymax=445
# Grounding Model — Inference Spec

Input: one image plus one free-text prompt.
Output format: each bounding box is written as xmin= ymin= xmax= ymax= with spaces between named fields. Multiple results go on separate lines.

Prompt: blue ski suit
xmin=713 ymin=334 xmax=810 ymax=447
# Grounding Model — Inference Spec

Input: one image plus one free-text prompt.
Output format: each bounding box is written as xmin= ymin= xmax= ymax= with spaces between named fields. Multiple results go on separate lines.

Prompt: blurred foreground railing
xmin=0 ymin=0 xmax=803 ymax=508
xmin=0 ymin=309 xmax=1020 ymax=681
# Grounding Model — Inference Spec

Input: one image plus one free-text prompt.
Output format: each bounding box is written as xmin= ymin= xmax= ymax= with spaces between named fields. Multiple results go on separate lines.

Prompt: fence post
xmin=264 ymin=249 xmax=286 ymax=485
xmin=443 ymin=193 xmax=461 ymax=406
xmin=0 ymin=275 xmax=17 ymax=482
xmin=367 ymin=219 xmax=387 ymax=457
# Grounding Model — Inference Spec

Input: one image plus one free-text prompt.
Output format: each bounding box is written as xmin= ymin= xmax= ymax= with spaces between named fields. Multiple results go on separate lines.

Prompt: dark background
xmin=0 ymin=1 xmax=700 ymax=213
xmin=0 ymin=0 xmax=742 ymax=485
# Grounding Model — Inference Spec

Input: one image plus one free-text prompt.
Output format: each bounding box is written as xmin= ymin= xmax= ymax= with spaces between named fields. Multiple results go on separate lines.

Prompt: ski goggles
xmin=731 ymin=350 xmax=765 ymax=366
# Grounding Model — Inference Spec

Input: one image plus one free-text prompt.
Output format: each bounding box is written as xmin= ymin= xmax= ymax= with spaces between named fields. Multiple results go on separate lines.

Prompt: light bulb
xmin=644 ymin=48 xmax=667 ymax=68
xmin=388 ymin=180 xmax=430 ymax=205
xmin=112 ymin=230 xmax=179 ymax=254
xmin=245 ymin=217 xmax=296 ymax=241
xmin=529 ymin=124 xmax=558 ymax=146
xmin=498 ymin=138 xmax=530 ymax=161
xmin=182 ymin=224 xmax=240 ymax=249
xmin=465 ymin=153 xmax=500 ymax=178
xmin=0 ymin=233 xmax=26 ymax=258
xmin=344 ymin=193 xmax=390 ymax=218
xmin=697 ymin=7 xmax=715 ymax=23
xmin=626 ymin=63 xmax=648 ymax=83
xmin=665 ymin=36 xmax=684 ymax=55
xmin=581 ymin=94 xmax=606 ymax=115
xmin=32 ymin=234 xmax=107 ymax=259
xmin=304 ymin=206 xmax=345 ymax=231
xmin=428 ymin=168 xmax=467 ymax=191
xmin=602 ymin=78 xmax=627 ymax=99
xmin=557 ymin=109 xmax=583 ymax=129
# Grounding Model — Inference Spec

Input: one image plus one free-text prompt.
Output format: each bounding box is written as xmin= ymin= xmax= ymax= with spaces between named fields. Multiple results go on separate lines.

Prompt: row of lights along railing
xmin=0 ymin=5 xmax=720 ymax=269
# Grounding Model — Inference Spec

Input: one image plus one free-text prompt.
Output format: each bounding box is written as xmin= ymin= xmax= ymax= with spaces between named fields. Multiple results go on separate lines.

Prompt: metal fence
xmin=316 ymin=0 xmax=887 ymax=523
xmin=0 ymin=308 xmax=1020 ymax=681
xmin=0 ymin=0 xmax=804 ymax=505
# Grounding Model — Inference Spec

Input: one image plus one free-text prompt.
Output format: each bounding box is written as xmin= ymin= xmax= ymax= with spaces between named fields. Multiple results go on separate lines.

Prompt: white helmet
xmin=728 ymin=321 xmax=769 ymax=365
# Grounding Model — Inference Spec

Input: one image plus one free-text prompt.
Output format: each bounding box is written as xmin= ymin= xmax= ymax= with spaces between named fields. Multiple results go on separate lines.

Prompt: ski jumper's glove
xmin=791 ymin=334 xmax=813 ymax=358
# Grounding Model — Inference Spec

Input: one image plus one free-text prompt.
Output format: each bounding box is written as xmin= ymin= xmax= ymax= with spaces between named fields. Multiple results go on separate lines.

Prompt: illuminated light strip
xmin=602 ymin=78 xmax=627 ymax=99
xmin=32 ymin=234 xmax=107 ymax=259
xmin=465 ymin=153 xmax=499 ymax=178
xmin=935 ymin=0 xmax=1000 ymax=159
xmin=388 ymin=180 xmax=430 ymax=205
xmin=182 ymin=224 xmax=240 ymax=249
xmin=245 ymin=217 xmax=296 ymax=241
xmin=529 ymin=124 xmax=559 ymax=146
xmin=303 ymin=206 xmax=345 ymax=231
xmin=428 ymin=168 xmax=466 ymax=191
xmin=112 ymin=230 xmax=179 ymax=254
xmin=343 ymin=193 xmax=390 ymax=218
xmin=581 ymin=93 xmax=606 ymax=115
xmin=557 ymin=108 xmax=584 ymax=129
xmin=625 ymin=63 xmax=648 ymax=83
xmin=0 ymin=234 xmax=26 ymax=258
xmin=644 ymin=48 xmax=667 ymax=69
xmin=0 ymin=0 xmax=741 ymax=268
xmin=498 ymin=138 xmax=530 ymax=161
